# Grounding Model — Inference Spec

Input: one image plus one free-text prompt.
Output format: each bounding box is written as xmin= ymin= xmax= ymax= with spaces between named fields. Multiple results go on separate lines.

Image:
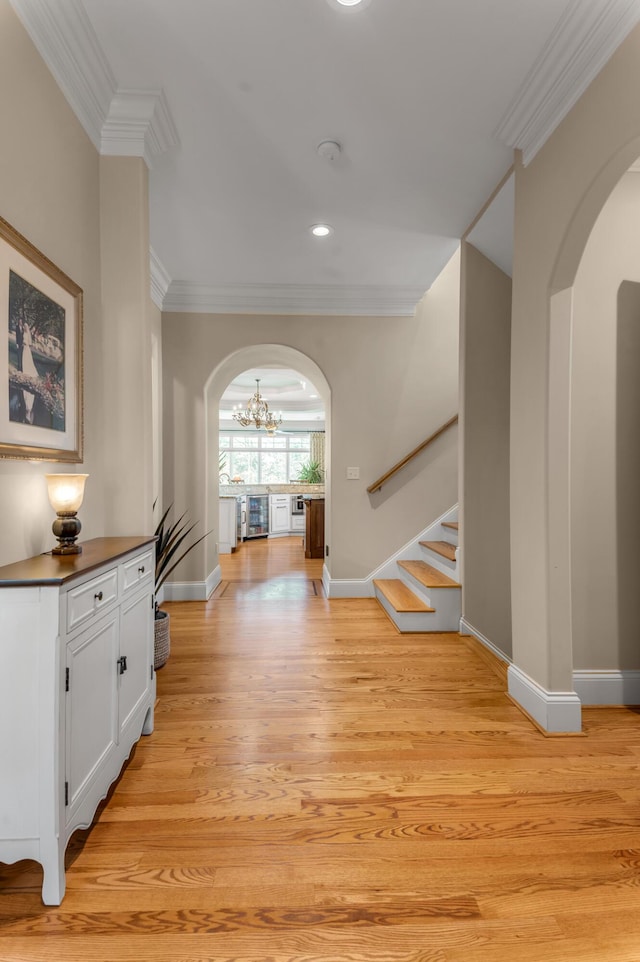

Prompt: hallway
xmin=2 ymin=538 xmax=640 ymax=960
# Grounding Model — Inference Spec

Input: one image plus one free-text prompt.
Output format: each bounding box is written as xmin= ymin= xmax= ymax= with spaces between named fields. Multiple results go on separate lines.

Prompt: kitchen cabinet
xmin=218 ymin=497 xmax=237 ymax=553
xmin=290 ymin=513 xmax=305 ymax=532
xmin=0 ymin=537 xmax=156 ymax=905
xmin=269 ymin=494 xmax=290 ymax=536
xmin=304 ymin=498 xmax=325 ymax=559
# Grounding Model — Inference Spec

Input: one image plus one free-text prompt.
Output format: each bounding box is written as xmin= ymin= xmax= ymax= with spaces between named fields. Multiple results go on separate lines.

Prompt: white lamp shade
xmin=45 ymin=474 xmax=89 ymax=514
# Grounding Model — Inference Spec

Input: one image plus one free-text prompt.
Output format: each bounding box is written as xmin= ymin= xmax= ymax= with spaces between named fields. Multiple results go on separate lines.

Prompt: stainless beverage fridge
xmin=246 ymin=494 xmax=269 ymax=538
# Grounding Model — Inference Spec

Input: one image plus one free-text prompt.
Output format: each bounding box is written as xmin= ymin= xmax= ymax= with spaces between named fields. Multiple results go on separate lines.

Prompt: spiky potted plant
xmin=297 ymin=460 xmax=323 ymax=484
xmin=154 ymin=503 xmax=210 ymax=669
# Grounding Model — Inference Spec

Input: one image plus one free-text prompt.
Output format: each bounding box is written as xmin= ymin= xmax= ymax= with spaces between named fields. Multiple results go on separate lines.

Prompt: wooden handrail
xmin=367 ymin=414 xmax=458 ymax=494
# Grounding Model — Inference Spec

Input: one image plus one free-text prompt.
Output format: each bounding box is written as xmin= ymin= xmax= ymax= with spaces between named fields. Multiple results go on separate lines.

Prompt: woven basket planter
xmin=154 ymin=609 xmax=170 ymax=669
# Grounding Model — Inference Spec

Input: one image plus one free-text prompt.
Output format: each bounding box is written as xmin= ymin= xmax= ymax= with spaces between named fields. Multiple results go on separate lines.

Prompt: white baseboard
xmin=324 ymin=575 xmax=373 ymax=599
xmin=508 ymin=664 xmax=582 ymax=733
xmin=162 ymin=565 xmax=221 ymax=602
xmin=573 ymin=670 xmax=640 ymax=706
xmin=460 ymin=617 xmax=511 ymax=666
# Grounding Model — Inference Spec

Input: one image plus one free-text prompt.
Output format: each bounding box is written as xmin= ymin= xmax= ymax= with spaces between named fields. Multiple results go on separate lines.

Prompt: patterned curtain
xmin=310 ymin=432 xmax=325 ymax=479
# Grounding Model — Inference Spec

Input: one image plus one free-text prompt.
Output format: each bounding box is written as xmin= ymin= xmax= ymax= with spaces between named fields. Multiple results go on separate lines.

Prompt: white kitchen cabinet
xmin=218 ymin=497 xmax=237 ymax=553
xmin=0 ymin=537 xmax=156 ymax=905
xmin=269 ymin=494 xmax=290 ymax=536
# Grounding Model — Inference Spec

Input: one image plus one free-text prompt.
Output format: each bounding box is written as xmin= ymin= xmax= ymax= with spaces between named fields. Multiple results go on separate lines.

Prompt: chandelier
xmin=232 ymin=379 xmax=282 ymax=434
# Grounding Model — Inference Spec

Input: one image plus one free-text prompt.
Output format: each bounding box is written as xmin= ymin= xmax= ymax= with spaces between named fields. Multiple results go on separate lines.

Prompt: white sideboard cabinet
xmin=0 ymin=536 xmax=156 ymax=905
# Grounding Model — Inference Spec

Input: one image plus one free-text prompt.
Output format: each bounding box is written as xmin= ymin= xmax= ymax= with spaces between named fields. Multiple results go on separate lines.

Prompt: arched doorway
xmin=547 ymin=151 xmax=640 ymax=710
xmin=509 ymin=130 xmax=640 ymax=732
xmin=204 ymin=345 xmax=331 ymax=589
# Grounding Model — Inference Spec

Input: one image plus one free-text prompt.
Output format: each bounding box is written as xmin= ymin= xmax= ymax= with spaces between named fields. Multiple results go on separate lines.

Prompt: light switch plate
xmin=346 ymin=466 xmax=360 ymax=480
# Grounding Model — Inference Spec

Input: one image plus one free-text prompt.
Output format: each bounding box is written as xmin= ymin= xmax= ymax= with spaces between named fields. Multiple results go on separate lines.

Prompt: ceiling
xmin=219 ymin=368 xmax=325 ymax=426
xmin=11 ymin=0 xmax=640 ymax=314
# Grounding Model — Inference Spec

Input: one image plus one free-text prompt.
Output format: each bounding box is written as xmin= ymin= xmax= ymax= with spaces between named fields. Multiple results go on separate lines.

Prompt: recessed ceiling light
xmin=310 ymin=224 xmax=333 ymax=237
xmin=327 ymin=0 xmax=370 ymax=9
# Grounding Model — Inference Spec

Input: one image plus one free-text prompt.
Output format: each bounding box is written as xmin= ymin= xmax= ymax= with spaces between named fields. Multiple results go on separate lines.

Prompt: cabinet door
xmin=270 ymin=499 xmax=290 ymax=534
xmin=118 ymin=588 xmax=153 ymax=738
xmin=65 ymin=613 xmax=119 ymax=819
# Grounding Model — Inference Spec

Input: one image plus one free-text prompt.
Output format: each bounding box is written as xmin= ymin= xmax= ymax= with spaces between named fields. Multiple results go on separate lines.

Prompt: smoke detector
xmin=317 ymin=140 xmax=342 ymax=163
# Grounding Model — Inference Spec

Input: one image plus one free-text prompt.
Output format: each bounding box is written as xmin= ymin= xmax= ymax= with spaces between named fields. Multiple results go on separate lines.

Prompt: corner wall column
xmin=99 ymin=156 xmax=154 ymax=533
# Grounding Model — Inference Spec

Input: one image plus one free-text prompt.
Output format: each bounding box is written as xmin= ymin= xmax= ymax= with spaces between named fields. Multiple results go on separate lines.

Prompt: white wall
xmin=162 ymin=249 xmax=460 ymax=585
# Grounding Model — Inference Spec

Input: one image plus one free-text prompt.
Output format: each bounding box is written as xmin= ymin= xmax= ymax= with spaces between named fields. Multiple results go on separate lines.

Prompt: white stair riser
xmin=399 ymin=567 xmax=460 ymax=609
xmin=420 ymin=543 xmax=459 ymax=574
xmin=374 ymin=584 xmax=461 ymax=633
xmin=441 ymin=524 xmax=459 ymax=546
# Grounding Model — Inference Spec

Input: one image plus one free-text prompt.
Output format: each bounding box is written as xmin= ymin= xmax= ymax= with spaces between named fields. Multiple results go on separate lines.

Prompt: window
xmin=220 ymin=432 xmax=310 ymax=484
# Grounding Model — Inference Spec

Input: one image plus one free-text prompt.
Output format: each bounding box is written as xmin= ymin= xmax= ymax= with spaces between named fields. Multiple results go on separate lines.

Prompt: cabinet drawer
xmin=66 ymin=569 xmax=118 ymax=634
xmin=121 ymin=549 xmax=154 ymax=597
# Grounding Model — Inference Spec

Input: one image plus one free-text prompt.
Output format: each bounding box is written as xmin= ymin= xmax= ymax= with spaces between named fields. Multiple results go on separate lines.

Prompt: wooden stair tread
xmin=373 ymin=579 xmax=435 ymax=613
xmin=398 ymin=559 xmax=460 ymax=589
xmin=419 ymin=540 xmax=456 ymax=562
xmin=442 ymin=521 xmax=458 ymax=530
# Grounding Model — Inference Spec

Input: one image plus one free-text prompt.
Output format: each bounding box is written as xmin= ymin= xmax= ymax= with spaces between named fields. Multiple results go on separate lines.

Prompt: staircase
xmin=373 ymin=518 xmax=460 ymax=632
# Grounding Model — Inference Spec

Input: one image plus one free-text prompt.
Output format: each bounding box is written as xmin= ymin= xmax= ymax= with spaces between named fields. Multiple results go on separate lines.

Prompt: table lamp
xmin=45 ymin=473 xmax=89 ymax=555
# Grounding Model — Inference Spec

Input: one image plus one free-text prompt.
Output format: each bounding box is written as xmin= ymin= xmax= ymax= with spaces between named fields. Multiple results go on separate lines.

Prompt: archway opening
xmin=204 ymin=346 xmax=331 ymax=586
xmin=541 ymin=147 xmax=640 ymax=715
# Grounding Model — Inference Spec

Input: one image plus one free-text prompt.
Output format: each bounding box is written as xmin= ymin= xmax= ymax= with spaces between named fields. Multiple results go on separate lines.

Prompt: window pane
xmin=260 ymin=451 xmax=287 ymax=483
xmin=229 ymin=451 xmax=259 ymax=483
xmin=219 ymin=436 xmax=231 ymax=449
xmin=233 ymin=433 xmax=259 ymax=449
xmin=288 ymin=435 xmax=310 ymax=450
xmin=262 ymin=435 xmax=287 ymax=449
xmin=288 ymin=452 xmax=307 ymax=480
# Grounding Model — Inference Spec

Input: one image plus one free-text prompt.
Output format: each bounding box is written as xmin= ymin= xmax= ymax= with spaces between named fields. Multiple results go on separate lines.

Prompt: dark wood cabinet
xmin=304 ymin=498 xmax=325 ymax=559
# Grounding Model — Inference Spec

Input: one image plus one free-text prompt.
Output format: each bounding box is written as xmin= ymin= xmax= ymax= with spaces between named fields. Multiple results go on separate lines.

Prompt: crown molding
xmin=102 ymin=89 xmax=179 ymax=166
xmin=495 ymin=0 xmax=640 ymax=165
xmin=10 ymin=0 xmax=115 ymax=151
xmin=162 ymin=282 xmax=427 ymax=317
xmin=149 ymin=248 xmax=172 ymax=310
xmin=10 ymin=0 xmax=178 ymax=164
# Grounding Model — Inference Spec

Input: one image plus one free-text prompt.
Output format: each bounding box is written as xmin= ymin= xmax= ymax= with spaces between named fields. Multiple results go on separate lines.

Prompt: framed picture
xmin=0 ymin=215 xmax=83 ymax=461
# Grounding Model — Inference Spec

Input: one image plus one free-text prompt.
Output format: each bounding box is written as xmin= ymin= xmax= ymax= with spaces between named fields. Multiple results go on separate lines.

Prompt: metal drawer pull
xmin=138 ymin=565 xmax=145 ymax=573
xmin=117 ymin=655 xmax=128 ymax=675
xmin=94 ymin=591 xmax=103 ymax=602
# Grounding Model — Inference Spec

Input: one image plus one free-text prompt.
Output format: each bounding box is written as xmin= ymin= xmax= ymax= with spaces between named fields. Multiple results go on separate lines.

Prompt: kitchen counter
xmin=219 ymin=483 xmax=324 ymax=497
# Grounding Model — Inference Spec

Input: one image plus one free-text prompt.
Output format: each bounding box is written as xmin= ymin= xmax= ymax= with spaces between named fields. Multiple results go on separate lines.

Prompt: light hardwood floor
xmin=2 ymin=535 xmax=640 ymax=960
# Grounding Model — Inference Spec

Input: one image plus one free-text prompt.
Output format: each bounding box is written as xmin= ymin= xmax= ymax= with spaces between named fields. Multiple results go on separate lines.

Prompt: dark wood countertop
xmin=0 ymin=536 xmax=157 ymax=587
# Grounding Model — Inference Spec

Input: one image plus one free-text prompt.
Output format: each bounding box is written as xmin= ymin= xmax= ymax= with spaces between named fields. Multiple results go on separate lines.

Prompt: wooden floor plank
xmin=2 ymin=535 xmax=640 ymax=961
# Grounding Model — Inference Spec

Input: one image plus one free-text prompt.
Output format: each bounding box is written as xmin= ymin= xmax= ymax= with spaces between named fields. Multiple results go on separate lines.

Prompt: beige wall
xmin=510 ymin=23 xmax=640 ymax=692
xmin=460 ymin=242 xmax=512 ymax=658
xmin=99 ymin=156 xmax=155 ymax=534
xmin=162 ymin=249 xmax=460 ymax=584
xmin=571 ymin=172 xmax=640 ymax=670
xmin=0 ymin=2 xmax=104 ymax=565
xmin=0 ymin=3 xmax=156 ymax=568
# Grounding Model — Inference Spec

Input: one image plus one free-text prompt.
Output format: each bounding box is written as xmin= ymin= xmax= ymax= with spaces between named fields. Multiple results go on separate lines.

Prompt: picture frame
xmin=0 ymin=215 xmax=83 ymax=462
